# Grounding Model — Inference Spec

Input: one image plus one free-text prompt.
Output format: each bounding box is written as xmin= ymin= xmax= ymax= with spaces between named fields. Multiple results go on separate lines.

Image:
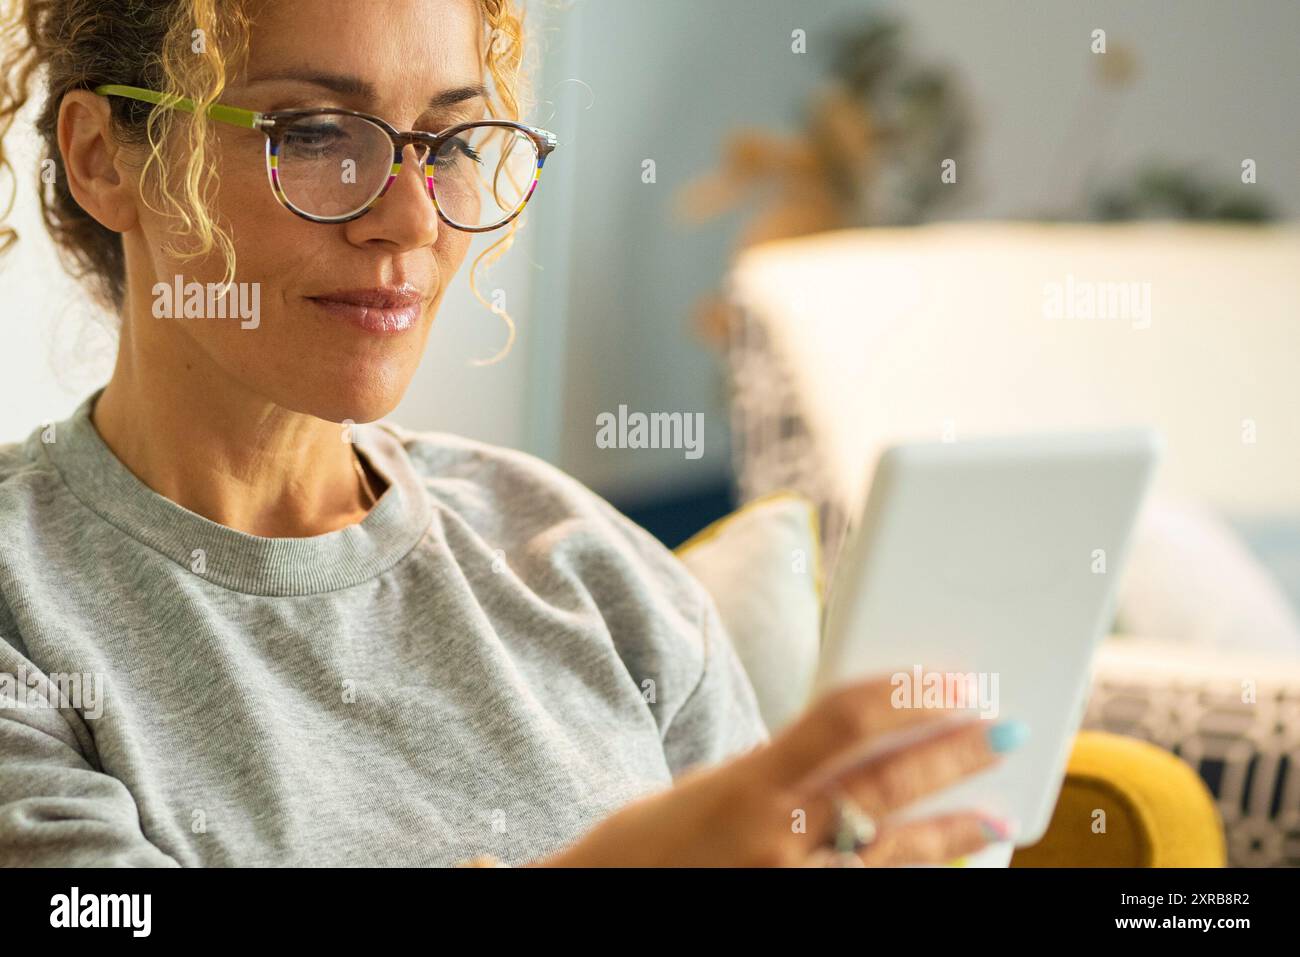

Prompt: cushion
xmin=1225 ymin=512 xmax=1300 ymax=621
xmin=675 ymin=492 xmax=823 ymax=733
xmin=1116 ymin=497 xmax=1300 ymax=656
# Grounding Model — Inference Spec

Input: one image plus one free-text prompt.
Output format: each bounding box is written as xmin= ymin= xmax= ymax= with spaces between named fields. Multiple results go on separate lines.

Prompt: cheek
xmin=212 ymin=142 xmax=288 ymax=268
xmin=213 ymin=131 xmax=274 ymax=217
xmin=191 ymin=142 xmax=331 ymax=308
xmin=138 ymin=135 xmax=291 ymax=290
xmin=436 ymin=230 xmax=474 ymax=281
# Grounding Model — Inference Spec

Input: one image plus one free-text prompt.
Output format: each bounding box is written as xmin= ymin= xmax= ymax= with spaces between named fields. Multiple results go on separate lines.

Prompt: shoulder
xmin=0 ymin=426 xmax=46 ymax=481
xmin=383 ymin=421 xmax=598 ymax=512
xmin=381 ymin=426 xmax=773 ymax=756
xmin=378 ymin=420 xmax=714 ymax=656
xmin=382 ymin=421 xmax=706 ymax=601
xmin=0 ymin=426 xmax=68 ymax=649
xmin=0 ymin=425 xmax=67 ymax=538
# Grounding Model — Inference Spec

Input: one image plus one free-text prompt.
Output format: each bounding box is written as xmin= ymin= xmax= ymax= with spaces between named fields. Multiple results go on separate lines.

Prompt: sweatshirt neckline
xmin=39 ymin=389 xmax=432 ymax=597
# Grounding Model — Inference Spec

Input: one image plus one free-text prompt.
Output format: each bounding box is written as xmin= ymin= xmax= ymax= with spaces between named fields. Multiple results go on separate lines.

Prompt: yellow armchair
xmin=1012 ymin=731 xmax=1226 ymax=867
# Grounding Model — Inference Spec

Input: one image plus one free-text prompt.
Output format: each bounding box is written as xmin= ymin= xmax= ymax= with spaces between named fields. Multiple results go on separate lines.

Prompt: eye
xmin=433 ymin=136 xmax=483 ymax=169
xmin=281 ymin=120 xmax=350 ymax=158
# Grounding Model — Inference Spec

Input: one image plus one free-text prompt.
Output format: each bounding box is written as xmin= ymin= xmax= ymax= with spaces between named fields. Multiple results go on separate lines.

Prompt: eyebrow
xmin=245 ymin=70 xmax=488 ymax=112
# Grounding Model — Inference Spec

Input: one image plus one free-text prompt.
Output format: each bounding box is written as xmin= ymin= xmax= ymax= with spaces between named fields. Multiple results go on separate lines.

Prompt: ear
xmin=57 ymin=90 xmax=140 ymax=234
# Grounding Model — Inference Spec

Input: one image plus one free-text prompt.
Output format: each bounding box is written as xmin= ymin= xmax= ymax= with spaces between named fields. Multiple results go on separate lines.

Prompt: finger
xmin=857 ymin=812 xmax=1009 ymax=867
xmin=754 ymin=674 xmax=975 ymax=786
xmin=798 ymin=718 xmax=1005 ymax=844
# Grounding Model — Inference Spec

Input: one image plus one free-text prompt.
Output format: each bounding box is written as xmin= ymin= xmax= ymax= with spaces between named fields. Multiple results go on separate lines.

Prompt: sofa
xmin=705 ymin=223 xmax=1300 ymax=865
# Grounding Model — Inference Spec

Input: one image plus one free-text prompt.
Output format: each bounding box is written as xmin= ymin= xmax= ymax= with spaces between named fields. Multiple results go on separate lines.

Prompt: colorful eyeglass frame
xmin=93 ymin=84 xmax=558 ymax=229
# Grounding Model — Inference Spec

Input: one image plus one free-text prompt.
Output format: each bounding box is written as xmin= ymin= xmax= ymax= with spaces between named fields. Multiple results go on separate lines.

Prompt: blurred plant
xmin=1036 ymin=41 xmax=1276 ymax=223
xmin=676 ymin=14 xmax=971 ymax=341
xmin=1090 ymin=164 xmax=1275 ymax=222
xmin=826 ymin=17 xmax=970 ymax=227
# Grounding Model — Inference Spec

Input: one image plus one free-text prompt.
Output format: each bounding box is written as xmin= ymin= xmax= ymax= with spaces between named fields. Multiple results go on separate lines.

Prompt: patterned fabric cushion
xmin=1086 ymin=638 xmax=1300 ymax=867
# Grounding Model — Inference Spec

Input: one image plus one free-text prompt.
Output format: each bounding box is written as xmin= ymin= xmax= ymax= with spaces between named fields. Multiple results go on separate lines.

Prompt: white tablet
xmin=812 ymin=429 xmax=1161 ymax=847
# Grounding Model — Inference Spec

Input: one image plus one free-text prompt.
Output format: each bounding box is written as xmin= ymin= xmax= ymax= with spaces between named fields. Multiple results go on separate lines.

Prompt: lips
xmin=307 ymin=285 xmax=425 ymax=334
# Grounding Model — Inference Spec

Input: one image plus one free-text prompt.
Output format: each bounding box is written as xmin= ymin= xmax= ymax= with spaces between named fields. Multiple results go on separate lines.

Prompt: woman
xmin=0 ymin=0 xmax=1020 ymax=866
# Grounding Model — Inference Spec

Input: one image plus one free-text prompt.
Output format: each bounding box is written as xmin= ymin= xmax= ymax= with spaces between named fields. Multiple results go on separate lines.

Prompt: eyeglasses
xmin=94 ymin=84 xmax=557 ymax=230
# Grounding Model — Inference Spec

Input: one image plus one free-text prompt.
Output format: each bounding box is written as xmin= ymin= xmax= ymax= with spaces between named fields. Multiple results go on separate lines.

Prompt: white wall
xmin=0 ymin=106 xmax=117 ymax=443
xmin=887 ymin=0 xmax=1300 ymax=221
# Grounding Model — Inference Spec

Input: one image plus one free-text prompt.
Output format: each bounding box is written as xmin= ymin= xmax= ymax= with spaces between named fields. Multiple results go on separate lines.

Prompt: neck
xmin=93 ymin=322 xmax=383 ymax=538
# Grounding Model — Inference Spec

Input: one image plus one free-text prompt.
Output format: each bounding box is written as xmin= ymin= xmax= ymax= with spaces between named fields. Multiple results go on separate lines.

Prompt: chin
xmin=318 ymin=391 xmax=406 ymax=427
xmin=273 ymin=370 xmax=411 ymax=427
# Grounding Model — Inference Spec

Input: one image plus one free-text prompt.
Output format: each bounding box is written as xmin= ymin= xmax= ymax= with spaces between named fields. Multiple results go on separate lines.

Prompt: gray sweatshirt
xmin=0 ymin=390 xmax=769 ymax=866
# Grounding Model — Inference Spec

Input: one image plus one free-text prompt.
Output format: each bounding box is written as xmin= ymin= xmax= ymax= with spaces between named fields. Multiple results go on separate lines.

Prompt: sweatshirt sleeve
xmin=659 ymin=587 xmax=772 ymax=779
xmin=0 ymin=647 xmax=180 ymax=867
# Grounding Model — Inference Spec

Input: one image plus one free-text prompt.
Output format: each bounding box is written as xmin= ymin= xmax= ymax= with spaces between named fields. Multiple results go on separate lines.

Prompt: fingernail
xmin=986 ymin=720 xmax=1029 ymax=754
xmin=978 ymin=814 xmax=1018 ymax=842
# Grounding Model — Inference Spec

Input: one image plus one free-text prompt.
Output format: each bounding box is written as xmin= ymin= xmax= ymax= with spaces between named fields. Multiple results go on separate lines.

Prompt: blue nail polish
xmin=986 ymin=720 xmax=1029 ymax=754
xmin=978 ymin=818 xmax=1014 ymax=842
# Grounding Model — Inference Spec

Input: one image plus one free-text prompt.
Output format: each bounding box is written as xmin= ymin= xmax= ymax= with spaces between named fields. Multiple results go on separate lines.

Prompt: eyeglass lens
xmin=274 ymin=114 xmax=539 ymax=227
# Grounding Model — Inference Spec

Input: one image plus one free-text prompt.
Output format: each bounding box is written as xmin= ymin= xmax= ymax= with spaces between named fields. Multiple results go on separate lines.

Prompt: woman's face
xmin=130 ymin=0 xmax=486 ymax=424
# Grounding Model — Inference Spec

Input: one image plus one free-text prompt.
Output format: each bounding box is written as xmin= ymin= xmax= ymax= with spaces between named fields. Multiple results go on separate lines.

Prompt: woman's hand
xmin=533 ymin=675 xmax=1021 ymax=867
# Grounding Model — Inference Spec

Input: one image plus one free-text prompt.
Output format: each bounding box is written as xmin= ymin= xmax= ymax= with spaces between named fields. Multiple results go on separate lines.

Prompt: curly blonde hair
xmin=0 ymin=0 xmax=532 ymax=361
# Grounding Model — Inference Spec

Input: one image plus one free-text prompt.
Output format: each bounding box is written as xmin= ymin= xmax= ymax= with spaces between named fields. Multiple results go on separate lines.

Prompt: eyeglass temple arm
xmin=93 ymin=84 xmax=264 ymax=130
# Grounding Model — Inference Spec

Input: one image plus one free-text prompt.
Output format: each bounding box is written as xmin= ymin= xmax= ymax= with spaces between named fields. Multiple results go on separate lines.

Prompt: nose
xmin=342 ymin=142 xmax=439 ymax=250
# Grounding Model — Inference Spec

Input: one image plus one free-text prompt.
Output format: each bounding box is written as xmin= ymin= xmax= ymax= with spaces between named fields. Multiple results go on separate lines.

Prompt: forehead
xmin=243 ymin=0 xmax=486 ymax=92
